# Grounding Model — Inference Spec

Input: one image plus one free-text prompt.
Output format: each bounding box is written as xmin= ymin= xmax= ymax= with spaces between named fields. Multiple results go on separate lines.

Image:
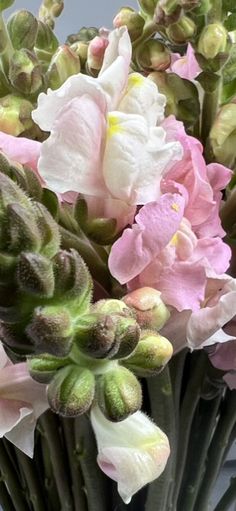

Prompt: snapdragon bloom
xmin=170 ymin=44 xmax=201 ymax=81
xmin=0 ymin=343 xmax=48 ymax=456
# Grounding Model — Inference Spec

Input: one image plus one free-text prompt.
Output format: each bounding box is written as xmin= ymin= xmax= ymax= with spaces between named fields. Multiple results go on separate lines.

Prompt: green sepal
xmin=27 ymin=353 xmax=70 ymax=383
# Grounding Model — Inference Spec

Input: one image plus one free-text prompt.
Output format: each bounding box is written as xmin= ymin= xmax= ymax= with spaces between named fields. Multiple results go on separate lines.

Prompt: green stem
xmin=14 ymin=448 xmax=46 ymax=511
xmin=62 ymin=418 xmax=88 ymax=511
xmin=0 ymin=12 xmax=14 ymax=75
xmin=40 ymin=411 xmax=74 ymax=511
xmin=145 ymin=366 xmax=176 ymax=511
xmin=194 ymin=390 xmax=236 ymax=511
xmin=0 ymin=479 xmax=14 ymax=511
xmin=201 ymin=82 xmax=221 ymax=152
xmin=40 ymin=433 xmax=60 ymax=511
xmin=171 ymin=352 xmax=207 ymax=510
xmin=208 ymin=0 xmax=222 ymax=23
xmin=178 ymin=393 xmax=222 ymax=511
xmin=75 ymin=414 xmax=109 ymax=511
xmin=0 ymin=440 xmax=30 ymax=511
xmin=214 ymin=477 xmax=236 ymax=511
xmin=132 ymin=21 xmax=158 ymax=50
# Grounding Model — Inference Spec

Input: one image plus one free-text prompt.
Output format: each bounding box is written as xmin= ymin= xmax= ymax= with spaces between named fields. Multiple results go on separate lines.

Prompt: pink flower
xmin=170 ymin=44 xmax=201 ymax=81
xmin=109 ymin=194 xmax=231 ymax=312
xmin=0 ymin=131 xmax=41 ymax=172
xmin=0 ymin=343 xmax=48 ymax=457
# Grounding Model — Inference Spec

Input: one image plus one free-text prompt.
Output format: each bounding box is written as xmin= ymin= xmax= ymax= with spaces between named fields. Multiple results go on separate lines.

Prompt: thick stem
xmin=201 ymin=84 xmax=221 ymax=151
xmin=194 ymin=390 xmax=236 ymax=511
xmin=214 ymin=477 xmax=236 ymax=511
xmin=171 ymin=352 xmax=207 ymax=510
xmin=62 ymin=418 xmax=87 ymax=511
xmin=15 ymin=448 xmax=46 ymax=511
xmin=0 ymin=440 xmax=30 ymax=511
xmin=40 ymin=433 xmax=60 ymax=511
xmin=145 ymin=366 xmax=176 ymax=511
xmin=0 ymin=479 xmax=15 ymax=511
xmin=40 ymin=411 xmax=74 ymax=511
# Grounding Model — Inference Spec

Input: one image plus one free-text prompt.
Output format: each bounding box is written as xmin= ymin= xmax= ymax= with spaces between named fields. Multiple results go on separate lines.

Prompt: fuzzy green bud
xmin=9 ymin=49 xmax=43 ymax=95
xmin=47 ymin=365 xmax=95 ymax=417
xmin=35 ymin=20 xmax=59 ymax=64
xmin=74 ymin=312 xmax=140 ymax=360
xmin=92 ymin=298 xmax=133 ymax=317
xmin=47 ymin=45 xmax=81 ymax=89
xmin=0 ymin=95 xmax=34 ymax=136
xmin=138 ymin=0 xmax=157 ymax=15
xmin=123 ymin=287 xmax=170 ymax=330
xmin=16 ymin=252 xmax=55 ymax=298
xmin=96 ymin=366 xmax=142 ymax=421
xmin=0 ymin=0 xmax=14 ymax=11
xmin=6 ymin=203 xmax=42 ymax=254
xmin=136 ymin=40 xmax=171 ymax=71
xmin=122 ymin=330 xmax=173 ymax=377
xmin=28 ymin=353 xmax=69 ymax=383
xmin=166 ymin=16 xmax=196 ymax=44
xmin=113 ymin=8 xmax=145 ymax=41
xmin=198 ymin=24 xmax=228 ymax=60
xmin=210 ymin=103 xmax=236 ymax=167
xmin=26 ymin=306 xmax=73 ymax=357
xmin=7 ymin=10 xmax=38 ymax=50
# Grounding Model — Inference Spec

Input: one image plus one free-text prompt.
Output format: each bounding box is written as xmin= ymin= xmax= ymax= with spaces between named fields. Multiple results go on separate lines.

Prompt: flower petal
xmin=0 ymin=132 xmax=41 ymax=171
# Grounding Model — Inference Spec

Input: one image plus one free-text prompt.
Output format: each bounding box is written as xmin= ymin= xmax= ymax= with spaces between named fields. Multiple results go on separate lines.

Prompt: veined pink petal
xmin=0 ymin=131 xmax=41 ymax=171
xmin=158 ymin=261 xmax=206 ymax=311
xmin=170 ymin=44 xmax=201 ymax=80
xmin=109 ymin=193 xmax=185 ymax=284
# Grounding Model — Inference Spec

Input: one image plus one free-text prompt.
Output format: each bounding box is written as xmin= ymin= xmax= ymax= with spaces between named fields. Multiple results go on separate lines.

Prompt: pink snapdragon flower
xmin=0 ymin=343 xmax=48 ymax=456
xmin=170 ymin=44 xmax=201 ymax=81
xmin=0 ymin=131 xmax=40 ymax=172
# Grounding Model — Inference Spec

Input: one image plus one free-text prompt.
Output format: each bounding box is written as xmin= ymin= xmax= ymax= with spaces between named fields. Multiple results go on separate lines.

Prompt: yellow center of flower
xmin=127 ymin=73 xmax=145 ymax=89
xmin=171 ymin=202 xmax=179 ymax=212
xmin=107 ymin=114 xmax=124 ymax=138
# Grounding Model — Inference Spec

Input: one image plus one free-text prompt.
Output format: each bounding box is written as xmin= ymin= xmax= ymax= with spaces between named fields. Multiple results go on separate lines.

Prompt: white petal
xmin=5 ymin=407 xmax=38 ymax=458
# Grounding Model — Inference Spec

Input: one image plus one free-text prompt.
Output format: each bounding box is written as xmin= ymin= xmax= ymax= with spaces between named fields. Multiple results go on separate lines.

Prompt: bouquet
xmin=0 ymin=0 xmax=236 ymax=510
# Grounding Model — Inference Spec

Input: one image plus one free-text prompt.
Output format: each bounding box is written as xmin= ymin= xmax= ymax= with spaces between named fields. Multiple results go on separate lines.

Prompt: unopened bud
xmin=70 ymin=41 xmax=88 ymax=65
xmin=0 ymin=0 xmax=14 ymax=11
xmin=74 ymin=312 xmax=140 ymax=360
xmin=192 ymin=0 xmax=211 ymax=15
xmin=35 ymin=21 xmax=59 ymax=63
xmin=0 ymin=94 xmax=34 ymax=136
xmin=138 ymin=0 xmax=157 ymax=16
xmin=26 ymin=306 xmax=73 ymax=357
xmin=33 ymin=203 xmax=60 ymax=259
xmin=166 ymin=16 xmax=196 ymax=44
xmin=122 ymin=330 xmax=173 ymax=377
xmin=67 ymin=27 xmax=99 ymax=44
xmin=113 ymin=8 xmax=145 ymax=41
xmin=7 ymin=10 xmax=38 ymax=50
xmin=87 ymin=36 xmax=109 ymax=73
xmin=92 ymin=298 xmax=133 ymax=316
xmin=17 ymin=252 xmax=54 ymax=298
xmin=47 ymin=365 xmax=95 ymax=417
xmin=155 ymin=1 xmax=181 ymax=25
xmin=97 ymin=366 xmax=142 ymax=421
xmin=198 ymin=24 xmax=228 ymax=60
xmin=148 ymin=71 xmax=177 ymax=116
xmin=210 ymin=104 xmax=236 ymax=167
xmin=136 ymin=40 xmax=171 ymax=71
xmin=9 ymin=49 xmax=43 ymax=95
xmin=47 ymin=45 xmax=81 ymax=89
xmin=123 ymin=287 xmax=170 ymax=330
xmin=28 ymin=353 xmax=69 ymax=383
xmin=159 ymin=0 xmax=180 ymax=15
xmin=7 ymin=203 xmax=41 ymax=253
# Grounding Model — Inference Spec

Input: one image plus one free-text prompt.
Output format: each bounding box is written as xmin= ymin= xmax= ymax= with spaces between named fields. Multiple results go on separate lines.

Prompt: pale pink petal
xmin=0 ymin=399 xmax=31 ymax=437
xmin=191 ymin=238 xmax=231 ymax=274
xmin=0 ymin=343 xmax=9 ymax=370
xmin=209 ymin=340 xmax=236 ymax=371
xmin=223 ymin=372 xmax=236 ymax=389
xmin=85 ymin=195 xmax=136 ymax=231
xmin=171 ymin=44 xmax=201 ymax=80
xmin=160 ymin=308 xmax=191 ymax=353
xmin=5 ymin=407 xmax=42 ymax=457
xmin=38 ymin=95 xmax=107 ymax=196
xmin=158 ymin=261 xmax=206 ymax=311
xmin=109 ymin=193 xmax=185 ymax=284
xmin=0 ymin=131 xmax=41 ymax=171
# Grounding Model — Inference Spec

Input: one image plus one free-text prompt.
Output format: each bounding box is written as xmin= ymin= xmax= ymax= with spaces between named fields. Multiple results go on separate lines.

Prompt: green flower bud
xmin=210 ymin=103 xmax=236 ymax=167
xmin=166 ymin=16 xmax=196 ymax=44
xmin=47 ymin=365 xmax=95 ymax=417
xmin=74 ymin=312 xmax=140 ymax=360
xmin=155 ymin=1 xmax=182 ymax=25
xmin=35 ymin=20 xmax=59 ymax=64
xmin=96 ymin=366 xmax=142 ymax=421
xmin=66 ymin=27 xmax=99 ymax=44
xmin=33 ymin=203 xmax=60 ymax=259
xmin=0 ymin=252 xmax=16 ymax=283
xmin=92 ymin=298 xmax=133 ymax=317
xmin=47 ymin=45 xmax=81 ymax=90
xmin=39 ymin=0 xmax=64 ymax=29
xmin=159 ymin=0 xmax=180 ymax=16
xmin=123 ymin=287 xmax=170 ymax=330
xmin=122 ymin=330 xmax=173 ymax=377
xmin=198 ymin=24 xmax=228 ymax=60
xmin=148 ymin=71 xmax=177 ymax=116
xmin=28 ymin=353 xmax=69 ymax=383
xmin=192 ymin=0 xmax=211 ymax=15
xmin=0 ymin=94 xmax=34 ymax=136
xmin=9 ymin=49 xmax=43 ymax=95
xmin=113 ymin=8 xmax=145 ymax=41
xmin=136 ymin=40 xmax=171 ymax=71
xmin=138 ymin=0 xmax=157 ymax=16
xmin=7 ymin=10 xmax=38 ymax=50
xmin=0 ymin=0 xmax=14 ymax=11
xmin=6 ymin=203 xmax=42 ymax=254
xmin=16 ymin=252 xmax=55 ymax=298
xmin=70 ymin=41 xmax=88 ymax=66
xmin=26 ymin=305 xmax=73 ymax=357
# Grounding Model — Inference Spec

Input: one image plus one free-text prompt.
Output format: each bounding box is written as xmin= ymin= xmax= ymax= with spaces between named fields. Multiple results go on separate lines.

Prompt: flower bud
xmin=9 ymin=49 xmax=43 ymax=95
xmin=123 ymin=287 xmax=170 ymax=330
xmin=148 ymin=71 xmax=177 ymax=116
xmin=7 ymin=203 xmax=42 ymax=253
xmin=39 ymin=0 xmax=64 ymax=29
xmin=210 ymin=104 xmax=236 ymax=167
xmin=0 ymin=0 xmax=14 ymax=11
xmin=26 ymin=306 xmax=73 ymax=357
xmin=47 ymin=45 xmax=81 ymax=89
xmin=35 ymin=20 xmax=59 ymax=63
xmin=7 ymin=10 xmax=38 ymax=50
xmin=16 ymin=252 xmax=55 ymax=298
xmin=0 ymin=95 xmax=34 ymax=136
xmin=67 ymin=27 xmax=99 ymax=44
xmin=28 ymin=353 xmax=69 ymax=383
xmin=33 ymin=203 xmax=60 ymax=259
xmin=136 ymin=40 xmax=171 ymax=71
xmin=96 ymin=366 xmax=142 ymax=421
xmin=47 ymin=365 xmax=95 ymax=417
xmin=122 ymin=330 xmax=173 ymax=377
xmin=138 ymin=0 xmax=157 ymax=15
xmin=87 ymin=36 xmax=109 ymax=73
xmin=113 ymin=8 xmax=145 ymax=41
xmin=74 ymin=312 xmax=140 ymax=360
xmin=198 ymin=24 xmax=228 ymax=60
xmin=166 ymin=16 xmax=196 ymax=44
xmin=191 ymin=0 xmax=211 ymax=15
xmin=92 ymin=298 xmax=133 ymax=316
xmin=155 ymin=1 xmax=181 ymax=25
xmin=70 ymin=41 xmax=88 ymax=65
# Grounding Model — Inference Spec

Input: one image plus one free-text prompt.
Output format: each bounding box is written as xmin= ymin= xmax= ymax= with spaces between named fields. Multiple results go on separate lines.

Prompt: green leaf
xmin=224 ymin=13 xmax=236 ymax=31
